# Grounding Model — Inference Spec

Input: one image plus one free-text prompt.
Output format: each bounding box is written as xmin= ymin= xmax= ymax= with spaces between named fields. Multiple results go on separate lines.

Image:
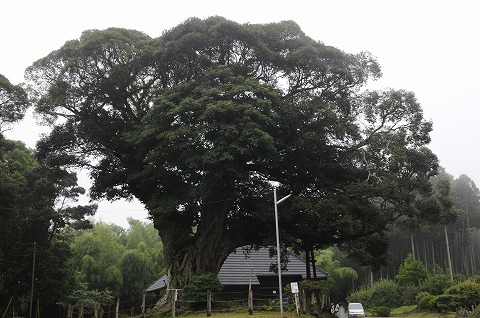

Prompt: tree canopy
xmin=68 ymin=220 xmax=166 ymax=313
xmin=0 ymin=72 xmax=98 ymax=315
xmin=0 ymin=136 xmax=98 ymax=316
xmin=26 ymin=17 xmax=441 ymax=308
xmin=0 ymin=74 xmax=28 ymax=132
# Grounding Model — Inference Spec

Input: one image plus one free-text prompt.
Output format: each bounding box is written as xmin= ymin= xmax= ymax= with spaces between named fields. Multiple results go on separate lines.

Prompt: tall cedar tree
xmin=27 ymin=17 xmax=439 ymax=311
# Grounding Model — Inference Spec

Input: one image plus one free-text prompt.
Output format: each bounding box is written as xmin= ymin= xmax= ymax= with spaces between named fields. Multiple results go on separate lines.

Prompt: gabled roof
xmin=217 ymin=246 xmax=328 ymax=286
xmin=146 ymin=274 xmax=168 ymax=292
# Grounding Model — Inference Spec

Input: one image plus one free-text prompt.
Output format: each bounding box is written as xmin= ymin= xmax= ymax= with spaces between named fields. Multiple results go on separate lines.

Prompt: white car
xmin=348 ymin=302 xmax=365 ymax=318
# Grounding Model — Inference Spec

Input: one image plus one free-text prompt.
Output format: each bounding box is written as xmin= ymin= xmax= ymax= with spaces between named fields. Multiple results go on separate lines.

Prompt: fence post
xmin=115 ymin=298 xmax=120 ymax=318
xmin=172 ymin=290 xmax=176 ymax=318
xmin=302 ymin=289 xmax=306 ymax=314
xmin=207 ymin=290 xmax=212 ymax=316
xmin=248 ymin=289 xmax=253 ymax=315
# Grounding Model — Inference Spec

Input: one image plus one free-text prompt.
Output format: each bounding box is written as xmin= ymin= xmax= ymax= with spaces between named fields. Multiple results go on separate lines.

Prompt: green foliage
xmin=61 ymin=272 xmax=114 ymax=316
xmin=398 ymin=285 xmax=422 ymax=306
xmin=347 ymin=254 xmax=472 ymax=312
xmin=453 ymin=280 xmax=480 ymax=309
xmin=370 ymin=279 xmax=402 ymax=307
xmin=300 ymin=279 xmax=324 ymax=293
xmin=348 ymin=287 xmax=373 ymax=307
xmin=70 ymin=226 xmax=126 ymax=291
xmin=70 ymin=221 xmax=165 ymax=303
xmin=313 ymin=248 xmax=358 ymax=300
xmin=120 ymin=249 xmax=156 ymax=300
xmin=28 ymin=17 xmax=440 ymax=299
xmin=0 ymin=137 xmax=94 ymax=314
xmin=435 ymin=294 xmax=455 ymax=312
xmin=348 ymin=279 xmax=401 ymax=308
xmin=182 ymin=272 xmax=223 ymax=302
xmin=369 ymin=306 xmax=391 ymax=317
xmin=417 ymin=294 xmax=437 ymax=310
xmin=104 ymin=265 xmax=123 ymax=296
xmin=415 ymin=291 xmax=431 ymax=305
xmin=396 ymin=254 xmax=430 ymax=286
xmin=343 ymin=235 xmax=480 ymax=314
xmin=0 ymin=73 xmax=29 ymax=129
xmin=423 ymin=272 xmax=454 ymax=295
xmin=454 ymin=273 xmax=468 ymax=282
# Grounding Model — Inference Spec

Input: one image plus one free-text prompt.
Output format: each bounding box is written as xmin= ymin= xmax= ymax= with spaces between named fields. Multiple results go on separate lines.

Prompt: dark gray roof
xmin=146 ymin=274 xmax=168 ymax=292
xmin=217 ymin=246 xmax=328 ymax=286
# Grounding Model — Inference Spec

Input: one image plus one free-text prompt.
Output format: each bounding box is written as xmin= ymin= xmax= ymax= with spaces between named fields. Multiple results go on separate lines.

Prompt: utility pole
xmin=29 ymin=242 xmax=36 ymax=318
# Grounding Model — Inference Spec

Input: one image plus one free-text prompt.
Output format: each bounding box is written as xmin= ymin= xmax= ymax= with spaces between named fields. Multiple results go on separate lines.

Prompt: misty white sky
xmin=1 ymin=0 xmax=479 ymax=228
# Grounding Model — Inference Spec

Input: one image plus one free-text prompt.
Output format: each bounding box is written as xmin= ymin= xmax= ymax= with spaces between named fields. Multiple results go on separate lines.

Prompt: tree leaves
xmin=26 ymin=17 xmax=440 ymax=275
xmin=0 ymin=137 xmax=96 ymax=313
xmin=0 ymin=74 xmax=29 ymax=131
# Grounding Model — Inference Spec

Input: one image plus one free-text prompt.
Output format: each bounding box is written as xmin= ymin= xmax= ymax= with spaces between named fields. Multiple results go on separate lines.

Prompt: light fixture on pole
xmin=273 ymin=187 xmax=291 ymax=318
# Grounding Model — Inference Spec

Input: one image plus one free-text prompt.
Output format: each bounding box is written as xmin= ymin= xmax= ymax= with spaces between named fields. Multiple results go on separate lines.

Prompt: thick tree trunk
xmin=151 ymin=183 xmax=240 ymax=313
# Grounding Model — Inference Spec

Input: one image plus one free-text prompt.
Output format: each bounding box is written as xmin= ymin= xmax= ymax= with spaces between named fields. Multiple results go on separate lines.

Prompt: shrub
xmin=415 ymin=291 xmax=430 ymax=304
xmin=396 ymin=254 xmax=429 ymax=286
xmin=470 ymin=275 xmax=480 ymax=283
xmin=182 ymin=272 xmax=223 ymax=302
xmin=347 ymin=287 xmax=373 ymax=307
xmin=454 ymin=273 xmax=468 ymax=282
xmin=370 ymin=279 xmax=402 ymax=308
xmin=424 ymin=273 xmax=454 ymax=295
xmin=399 ymin=285 xmax=421 ymax=305
xmin=455 ymin=280 xmax=480 ymax=309
xmin=347 ymin=279 xmax=402 ymax=308
xmin=370 ymin=306 xmax=391 ymax=317
xmin=436 ymin=294 xmax=455 ymax=312
xmin=417 ymin=294 xmax=436 ymax=310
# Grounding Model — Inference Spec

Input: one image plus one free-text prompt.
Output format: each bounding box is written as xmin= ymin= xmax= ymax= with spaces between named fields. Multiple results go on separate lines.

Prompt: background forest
xmin=348 ymin=172 xmax=480 ymax=287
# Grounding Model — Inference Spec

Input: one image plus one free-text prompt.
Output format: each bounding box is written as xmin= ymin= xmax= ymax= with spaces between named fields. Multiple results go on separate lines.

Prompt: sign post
xmin=291 ymin=282 xmax=300 ymax=316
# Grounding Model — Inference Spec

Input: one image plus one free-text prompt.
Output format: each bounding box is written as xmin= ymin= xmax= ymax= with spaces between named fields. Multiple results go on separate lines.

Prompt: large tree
xmin=0 ymin=137 xmax=97 ymax=316
xmin=26 ymin=17 xmax=438 ymax=309
xmin=0 ymin=73 xmax=97 ymax=316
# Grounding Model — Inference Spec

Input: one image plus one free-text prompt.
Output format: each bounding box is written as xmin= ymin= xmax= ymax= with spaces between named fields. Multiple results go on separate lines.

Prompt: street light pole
xmin=273 ymin=187 xmax=291 ymax=318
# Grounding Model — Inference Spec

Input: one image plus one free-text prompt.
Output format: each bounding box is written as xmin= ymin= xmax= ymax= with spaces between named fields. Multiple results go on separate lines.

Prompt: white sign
xmin=290 ymin=282 xmax=299 ymax=293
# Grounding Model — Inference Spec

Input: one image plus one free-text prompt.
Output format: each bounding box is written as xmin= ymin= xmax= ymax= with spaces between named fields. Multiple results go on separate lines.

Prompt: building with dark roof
xmin=146 ymin=246 xmax=327 ymax=300
xmin=218 ymin=246 xmax=327 ymax=299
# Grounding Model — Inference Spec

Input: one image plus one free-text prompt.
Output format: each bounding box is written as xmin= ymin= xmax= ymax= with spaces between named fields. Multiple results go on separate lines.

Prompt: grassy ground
xmin=144 ymin=313 xmax=456 ymax=318
xmin=145 ymin=309 xmax=318 ymax=318
xmin=143 ymin=305 xmax=460 ymax=318
xmin=389 ymin=305 xmax=456 ymax=318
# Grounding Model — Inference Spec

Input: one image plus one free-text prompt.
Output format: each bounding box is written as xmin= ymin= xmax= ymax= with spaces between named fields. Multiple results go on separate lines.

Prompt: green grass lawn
xmin=143 ymin=305 xmax=458 ymax=318
xmin=389 ymin=305 xmax=456 ymax=318
xmin=145 ymin=309 xmax=318 ymax=318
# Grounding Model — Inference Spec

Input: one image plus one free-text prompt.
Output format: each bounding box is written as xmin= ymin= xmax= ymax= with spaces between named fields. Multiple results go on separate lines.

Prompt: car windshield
xmin=349 ymin=303 xmax=363 ymax=310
